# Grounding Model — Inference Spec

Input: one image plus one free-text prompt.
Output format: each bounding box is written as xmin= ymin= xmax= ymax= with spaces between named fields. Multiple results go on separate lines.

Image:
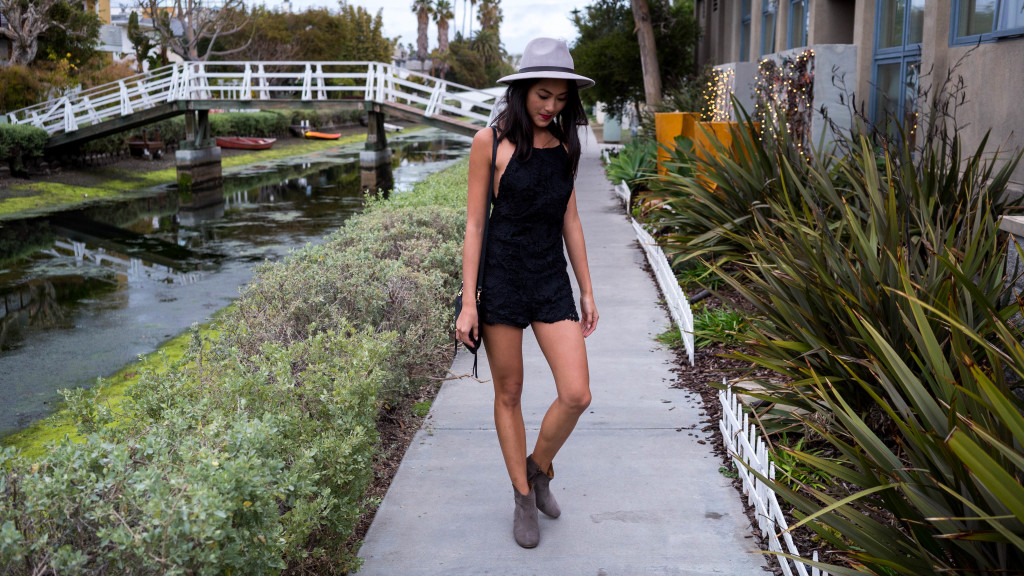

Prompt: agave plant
xmin=604 ymin=136 xmax=657 ymax=194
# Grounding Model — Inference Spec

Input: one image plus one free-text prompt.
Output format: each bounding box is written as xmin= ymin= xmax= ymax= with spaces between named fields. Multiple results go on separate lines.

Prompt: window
xmin=761 ymin=1 xmax=777 ymax=56
xmin=740 ymin=0 xmax=752 ymax=60
xmin=872 ymin=0 xmax=924 ymax=144
xmin=788 ymin=0 xmax=808 ymax=48
xmin=953 ymin=0 xmax=1024 ymax=43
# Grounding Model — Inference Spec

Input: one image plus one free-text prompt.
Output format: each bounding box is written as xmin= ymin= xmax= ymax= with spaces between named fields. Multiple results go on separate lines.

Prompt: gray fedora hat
xmin=498 ymin=37 xmax=595 ymax=89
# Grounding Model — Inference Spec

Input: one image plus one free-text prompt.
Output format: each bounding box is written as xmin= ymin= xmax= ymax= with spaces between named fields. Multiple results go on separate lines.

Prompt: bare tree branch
xmin=0 ymin=0 xmax=64 ymax=65
xmin=136 ymin=0 xmax=251 ymax=61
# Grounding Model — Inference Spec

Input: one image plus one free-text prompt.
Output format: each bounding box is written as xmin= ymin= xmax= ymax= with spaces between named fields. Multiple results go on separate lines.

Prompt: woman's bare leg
xmin=530 ymin=319 xmax=591 ymax=472
xmin=481 ymin=323 xmax=530 ymax=495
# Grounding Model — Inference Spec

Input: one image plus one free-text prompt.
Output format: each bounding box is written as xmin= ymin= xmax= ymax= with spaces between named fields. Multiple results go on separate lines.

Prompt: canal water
xmin=0 ymin=129 xmax=470 ymax=436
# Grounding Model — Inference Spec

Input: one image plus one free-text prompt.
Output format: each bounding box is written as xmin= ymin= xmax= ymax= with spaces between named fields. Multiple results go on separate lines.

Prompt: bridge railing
xmin=6 ymin=64 xmax=182 ymax=135
xmin=6 ymin=61 xmax=498 ymax=137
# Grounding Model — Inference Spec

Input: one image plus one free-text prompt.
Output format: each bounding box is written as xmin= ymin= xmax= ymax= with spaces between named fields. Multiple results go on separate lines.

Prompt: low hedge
xmin=288 ymin=109 xmax=365 ymax=128
xmin=0 ymin=124 xmax=48 ymax=174
xmin=0 ymin=160 xmax=470 ymax=574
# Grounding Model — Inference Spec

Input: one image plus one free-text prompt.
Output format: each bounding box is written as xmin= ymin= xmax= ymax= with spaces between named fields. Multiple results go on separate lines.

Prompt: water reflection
xmin=0 ymin=129 xmax=470 ymax=436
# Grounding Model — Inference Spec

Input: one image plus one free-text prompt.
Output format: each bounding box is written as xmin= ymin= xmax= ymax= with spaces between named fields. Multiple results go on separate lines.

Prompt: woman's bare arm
xmin=562 ymin=189 xmax=598 ymax=337
xmin=457 ymin=127 xmax=497 ymax=345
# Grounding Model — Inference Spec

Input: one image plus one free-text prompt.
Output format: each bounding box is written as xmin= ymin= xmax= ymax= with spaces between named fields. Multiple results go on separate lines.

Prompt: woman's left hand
xmin=580 ymin=294 xmax=599 ymax=338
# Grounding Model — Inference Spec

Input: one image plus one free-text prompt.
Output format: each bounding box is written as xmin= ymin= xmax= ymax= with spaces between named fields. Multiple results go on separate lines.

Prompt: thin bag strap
xmin=474 ymin=126 xmax=499 ymax=298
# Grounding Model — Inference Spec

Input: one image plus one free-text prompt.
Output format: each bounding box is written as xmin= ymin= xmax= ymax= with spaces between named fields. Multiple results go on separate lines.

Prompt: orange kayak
xmin=304 ymin=131 xmax=341 ymax=140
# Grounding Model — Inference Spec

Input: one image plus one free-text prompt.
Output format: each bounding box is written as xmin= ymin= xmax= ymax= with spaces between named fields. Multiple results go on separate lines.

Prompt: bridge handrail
xmin=6 ymin=61 xmax=499 ymax=138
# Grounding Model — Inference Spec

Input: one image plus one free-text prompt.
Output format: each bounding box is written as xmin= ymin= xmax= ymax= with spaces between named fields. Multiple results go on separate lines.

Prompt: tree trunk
xmin=630 ymin=0 xmax=662 ymax=109
xmin=417 ymin=14 xmax=428 ymax=60
xmin=0 ymin=0 xmax=56 ymax=66
xmin=438 ymin=20 xmax=449 ymax=54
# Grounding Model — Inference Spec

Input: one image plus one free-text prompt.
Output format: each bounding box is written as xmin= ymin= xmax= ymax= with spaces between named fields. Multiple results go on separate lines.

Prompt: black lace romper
xmin=480 ymin=144 xmax=580 ymax=329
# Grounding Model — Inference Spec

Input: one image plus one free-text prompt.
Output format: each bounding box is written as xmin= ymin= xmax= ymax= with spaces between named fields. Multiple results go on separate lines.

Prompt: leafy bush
xmin=763 ymin=252 xmax=1024 ymax=575
xmin=127 ymin=111 xmax=293 ymax=145
xmin=643 ymin=108 xmax=815 ymax=267
xmin=1 ymin=325 xmax=388 ymax=574
xmin=605 ymin=137 xmax=656 ymax=192
xmin=649 ymin=100 xmax=1024 ymax=572
xmin=288 ymin=109 xmax=365 ymax=128
xmin=0 ymin=124 xmax=49 ymax=174
xmin=0 ymin=160 xmax=470 ymax=574
xmin=0 ymin=66 xmax=45 ymax=112
xmin=209 ymin=111 xmax=290 ymax=137
xmin=721 ymin=131 xmax=1019 ymax=412
xmin=223 ymin=202 xmax=463 ymax=404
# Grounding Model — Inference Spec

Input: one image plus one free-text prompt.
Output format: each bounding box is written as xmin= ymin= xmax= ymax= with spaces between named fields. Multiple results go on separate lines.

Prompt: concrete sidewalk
xmin=354 ymin=130 xmax=769 ymax=575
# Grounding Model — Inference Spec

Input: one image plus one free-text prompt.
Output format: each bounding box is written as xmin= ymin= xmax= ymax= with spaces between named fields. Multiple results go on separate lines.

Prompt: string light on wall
xmin=704 ymin=67 xmax=736 ymax=122
xmin=754 ymin=49 xmax=815 ymax=153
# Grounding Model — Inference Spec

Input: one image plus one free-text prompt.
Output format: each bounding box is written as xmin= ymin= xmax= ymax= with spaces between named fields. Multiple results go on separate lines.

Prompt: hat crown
xmin=519 ymin=38 xmax=575 ymax=72
xmin=496 ymin=36 xmax=593 ymax=88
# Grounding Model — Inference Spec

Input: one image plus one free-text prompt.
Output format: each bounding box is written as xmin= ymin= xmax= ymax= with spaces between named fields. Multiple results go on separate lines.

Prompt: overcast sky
xmin=285 ymin=0 xmax=588 ymax=55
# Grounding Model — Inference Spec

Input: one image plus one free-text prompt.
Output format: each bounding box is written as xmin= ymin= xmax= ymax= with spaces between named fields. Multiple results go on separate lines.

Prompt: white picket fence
xmin=6 ymin=61 xmax=496 ymax=136
xmin=719 ymin=383 xmax=829 ymax=576
xmin=605 ymin=171 xmax=694 ymax=365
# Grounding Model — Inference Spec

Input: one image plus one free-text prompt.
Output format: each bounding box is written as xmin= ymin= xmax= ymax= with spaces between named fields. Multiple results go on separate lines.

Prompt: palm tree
xmin=411 ymin=0 xmax=432 ymax=61
xmin=472 ymin=27 xmax=501 ymax=66
xmin=477 ymin=0 xmax=501 ymax=32
xmin=434 ymin=0 xmax=454 ymax=56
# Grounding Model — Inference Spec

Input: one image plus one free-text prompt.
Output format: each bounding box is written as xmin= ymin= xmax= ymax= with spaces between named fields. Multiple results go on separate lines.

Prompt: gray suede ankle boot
xmin=527 ymin=455 xmax=561 ymax=518
xmin=513 ymin=484 xmax=539 ymax=548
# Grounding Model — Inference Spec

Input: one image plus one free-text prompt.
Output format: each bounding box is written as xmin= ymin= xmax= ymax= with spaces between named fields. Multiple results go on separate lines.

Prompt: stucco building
xmin=694 ymin=0 xmax=1024 ymax=191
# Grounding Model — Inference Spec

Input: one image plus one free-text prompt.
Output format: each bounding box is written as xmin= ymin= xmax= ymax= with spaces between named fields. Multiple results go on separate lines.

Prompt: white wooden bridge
xmin=5 ymin=61 xmax=500 ymax=149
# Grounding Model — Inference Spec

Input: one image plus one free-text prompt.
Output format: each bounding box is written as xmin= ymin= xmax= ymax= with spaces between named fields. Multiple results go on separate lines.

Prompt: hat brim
xmin=497 ymin=70 xmax=595 ymax=89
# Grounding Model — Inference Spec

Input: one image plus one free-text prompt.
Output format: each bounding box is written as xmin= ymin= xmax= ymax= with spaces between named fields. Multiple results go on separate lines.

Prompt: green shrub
xmin=223 ymin=204 xmax=464 ymax=403
xmin=651 ymin=101 xmax=1024 ymax=572
xmin=208 ymin=111 xmax=290 ymax=137
xmin=126 ymin=111 xmax=292 ymax=145
xmin=720 ymin=130 xmax=1019 ymax=413
xmin=604 ymin=136 xmax=656 ymax=194
xmin=644 ymin=108 xmax=817 ymax=268
xmin=0 ymin=159 xmax=471 ymax=574
xmin=1 ymin=324 xmax=388 ymax=574
xmin=0 ymin=66 xmax=45 ymax=112
xmin=762 ymin=253 xmax=1024 ymax=575
xmin=288 ymin=109 xmax=364 ymax=128
xmin=0 ymin=124 xmax=49 ymax=174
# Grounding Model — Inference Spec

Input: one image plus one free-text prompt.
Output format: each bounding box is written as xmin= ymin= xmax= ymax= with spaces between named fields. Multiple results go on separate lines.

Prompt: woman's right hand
xmin=455 ymin=305 xmax=480 ymax=348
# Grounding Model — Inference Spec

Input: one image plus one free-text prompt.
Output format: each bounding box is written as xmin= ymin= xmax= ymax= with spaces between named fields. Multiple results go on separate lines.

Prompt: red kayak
xmin=215 ymin=137 xmax=276 ymax=150
xmin=304 ymin=131 xmax=341 ymax=140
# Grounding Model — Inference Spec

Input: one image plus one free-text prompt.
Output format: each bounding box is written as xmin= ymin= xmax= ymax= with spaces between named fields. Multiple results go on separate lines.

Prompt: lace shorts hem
xmin=483 ymin=313 xmax=580 ymax=330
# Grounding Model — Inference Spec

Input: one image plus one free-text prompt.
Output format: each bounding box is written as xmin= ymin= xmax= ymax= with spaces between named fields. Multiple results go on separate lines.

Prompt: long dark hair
xmin=491 ymin=79 xmax=589 ymax=179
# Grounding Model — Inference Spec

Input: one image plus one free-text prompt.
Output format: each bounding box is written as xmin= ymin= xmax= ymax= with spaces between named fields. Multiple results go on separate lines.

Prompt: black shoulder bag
xmin=454 ymin=126 xmax=498 ymax=377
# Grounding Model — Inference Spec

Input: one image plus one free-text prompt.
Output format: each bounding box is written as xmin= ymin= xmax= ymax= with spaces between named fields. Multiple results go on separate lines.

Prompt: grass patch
xmin=412 ymin=400 xmax=432 ymax=418
xmin=693 ymin=305 xmax=744 ymax=348
xmin=655 ymin=325 xmax=685 ymax=349
xmin=675 ymin=262 xmax=723 ymax=292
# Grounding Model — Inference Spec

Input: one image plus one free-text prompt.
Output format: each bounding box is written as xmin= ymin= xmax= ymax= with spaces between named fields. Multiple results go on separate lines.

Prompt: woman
xmin=455 ymin=37 xmax=598 ymax=549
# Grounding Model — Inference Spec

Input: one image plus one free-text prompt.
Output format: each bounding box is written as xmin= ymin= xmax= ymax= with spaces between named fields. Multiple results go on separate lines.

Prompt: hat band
xmin=518 ymin=65 xmax=578 ymax=75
